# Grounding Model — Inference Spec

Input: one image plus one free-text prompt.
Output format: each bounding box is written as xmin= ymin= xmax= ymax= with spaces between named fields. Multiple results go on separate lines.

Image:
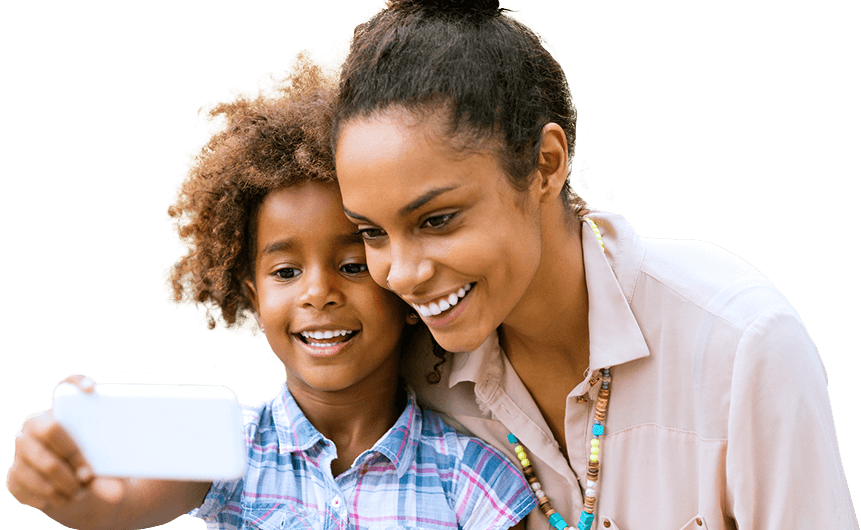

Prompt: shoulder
xmin=415 ymin=407 xmax=537 ymax=528
xmin=240 ymin=395 xmax=279 ymax=448
xmin=642 ymin=237 xmax=792 ymax=327
xmin=413 ymin=406 xmax=519 ymax=483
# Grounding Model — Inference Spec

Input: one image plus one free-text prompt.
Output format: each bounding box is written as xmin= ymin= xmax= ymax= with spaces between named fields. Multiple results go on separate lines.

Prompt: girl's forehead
xmin=256 ymin=183 xmax=356 ymax=242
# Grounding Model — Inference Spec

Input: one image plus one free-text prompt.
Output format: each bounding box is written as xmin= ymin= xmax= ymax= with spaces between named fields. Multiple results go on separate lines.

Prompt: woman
xmin=331 ymin=1 xmax=859 ymax=529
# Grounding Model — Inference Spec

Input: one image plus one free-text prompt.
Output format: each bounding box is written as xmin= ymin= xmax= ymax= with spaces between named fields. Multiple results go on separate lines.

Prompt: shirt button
xmin=331 ymin=497 xmax=342 ymax=508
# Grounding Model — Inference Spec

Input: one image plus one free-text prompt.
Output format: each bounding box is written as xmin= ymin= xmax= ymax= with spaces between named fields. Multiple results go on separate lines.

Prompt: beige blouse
xmin=402 ymin=212 xmax=858 ymax=530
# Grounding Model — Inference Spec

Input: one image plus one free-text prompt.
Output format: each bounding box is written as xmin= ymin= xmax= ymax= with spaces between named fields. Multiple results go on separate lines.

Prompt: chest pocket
xmin=240 ymin=503 xmax=321 ymax=530
xmin=599 ymin=514 xmax=709 ymax=530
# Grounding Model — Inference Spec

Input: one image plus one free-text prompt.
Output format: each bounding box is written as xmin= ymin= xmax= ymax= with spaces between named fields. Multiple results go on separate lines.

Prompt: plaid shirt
xmin=192 ymin=384 xmax=536 ymax=530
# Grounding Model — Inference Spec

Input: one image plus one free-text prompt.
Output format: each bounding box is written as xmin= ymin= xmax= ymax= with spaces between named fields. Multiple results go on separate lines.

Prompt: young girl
xmin=331 ymin=1 xmax=859 ymax=529
xmin=6 ymin=56 xmax=535 ymax=530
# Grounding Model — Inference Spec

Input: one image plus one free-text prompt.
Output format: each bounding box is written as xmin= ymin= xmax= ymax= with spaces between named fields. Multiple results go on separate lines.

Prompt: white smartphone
xmin=53 ymin=383 xmax=246 ymax=481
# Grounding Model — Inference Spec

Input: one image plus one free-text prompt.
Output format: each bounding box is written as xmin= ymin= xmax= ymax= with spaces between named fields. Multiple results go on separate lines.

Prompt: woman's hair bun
xmin=386 ymin=0 xmax=501 ymax=16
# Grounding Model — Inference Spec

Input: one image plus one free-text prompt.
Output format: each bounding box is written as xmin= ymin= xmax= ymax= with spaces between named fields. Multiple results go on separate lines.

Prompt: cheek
xmin=364 ymin=246 xmax=391 ymax=288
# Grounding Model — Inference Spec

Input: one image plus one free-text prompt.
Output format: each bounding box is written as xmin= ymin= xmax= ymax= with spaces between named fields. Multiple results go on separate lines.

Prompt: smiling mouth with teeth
xmin=412 ymin=282 xmax=473 ymax=317
xmin=298 ymin=329 xmax=358 ymax=347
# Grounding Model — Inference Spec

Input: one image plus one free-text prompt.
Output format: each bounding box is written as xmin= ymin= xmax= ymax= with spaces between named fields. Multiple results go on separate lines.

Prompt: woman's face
xmin=336 ymin=110 xmax=544 ymax=353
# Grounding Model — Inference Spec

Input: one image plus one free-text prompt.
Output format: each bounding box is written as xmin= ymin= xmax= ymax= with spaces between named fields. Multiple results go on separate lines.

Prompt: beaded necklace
xmin=508 ymin=217 xmax=610 ymax=530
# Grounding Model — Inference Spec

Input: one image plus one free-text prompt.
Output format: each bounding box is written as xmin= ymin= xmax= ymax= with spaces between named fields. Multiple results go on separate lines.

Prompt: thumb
xmin=59 ymin=375 xmax=96 ymax=394
xmin=88 ymin=477 xmax=128 ymax=505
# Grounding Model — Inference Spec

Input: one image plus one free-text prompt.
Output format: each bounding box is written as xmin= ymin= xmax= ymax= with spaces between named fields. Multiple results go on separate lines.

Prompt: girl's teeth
xmin=429 ymin=302 xmax=441 ymax=316
xmin=457 ymin=287 xmax=466 ymax=298
xmin=302 ymin=330 xmax=351 ymax=340
xmin=448 ymin=293 xmax=458 ymax=305
xmin=438 ymin=299 xmax=451 ymax=312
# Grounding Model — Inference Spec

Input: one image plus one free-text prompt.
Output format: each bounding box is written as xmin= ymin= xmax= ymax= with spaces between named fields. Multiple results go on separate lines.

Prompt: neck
xmin=287 ymin=364 xmax=402 ymax=476
xmin=502 ymin=213 xmax=589 ymax=372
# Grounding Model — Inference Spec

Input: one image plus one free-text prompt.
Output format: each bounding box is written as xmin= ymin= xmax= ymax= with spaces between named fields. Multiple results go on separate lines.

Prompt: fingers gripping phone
xmin=53 ymin=383 xmax=246 ymax=481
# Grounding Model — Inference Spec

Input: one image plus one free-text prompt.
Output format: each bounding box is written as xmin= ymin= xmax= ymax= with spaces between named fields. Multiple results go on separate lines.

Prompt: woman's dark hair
xmin=334 ymin=0 xmax=588 ymax=382
xmin=333 ymin=0 xmax=587 ymax=216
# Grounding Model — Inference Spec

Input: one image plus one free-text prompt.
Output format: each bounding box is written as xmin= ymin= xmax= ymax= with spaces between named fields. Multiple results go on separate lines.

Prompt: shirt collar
xmin=447 ymin=212 xmax=650 ymax=386
xmin=368 ymin=385 xmax=422 ymax=478
xmin=273 ymin=383 xmax=422 ymax=478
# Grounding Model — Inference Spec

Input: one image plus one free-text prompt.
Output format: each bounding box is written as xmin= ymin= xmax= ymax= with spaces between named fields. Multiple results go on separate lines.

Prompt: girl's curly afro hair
xmin=168 ymin=54 xmax=336 ymax=329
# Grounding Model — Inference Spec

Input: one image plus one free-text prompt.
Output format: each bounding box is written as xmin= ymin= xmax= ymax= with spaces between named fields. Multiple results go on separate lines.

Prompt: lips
xmin=296 ymin=329 xmax=358 ymax=347
xmin=410 ymin=282 xmax=473 ymax=318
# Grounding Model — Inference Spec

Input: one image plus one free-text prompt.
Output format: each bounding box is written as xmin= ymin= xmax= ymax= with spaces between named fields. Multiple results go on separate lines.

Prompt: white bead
xmin=535 ymin=489 xmax=545 ymax=499
xmin=530 ymin=481 xmax=542 ymax=491
xmin=586 ymin=480 xmax=596 ymax=488
xmin=585 ymin=487 xmax=596 ymax=497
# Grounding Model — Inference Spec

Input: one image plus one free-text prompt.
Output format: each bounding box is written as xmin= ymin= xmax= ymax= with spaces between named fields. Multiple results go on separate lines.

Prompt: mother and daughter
xmin=8 ymin=1 xmax=858 ymax=529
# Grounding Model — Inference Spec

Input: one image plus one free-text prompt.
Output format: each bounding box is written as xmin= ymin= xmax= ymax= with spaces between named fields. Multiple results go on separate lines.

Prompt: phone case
xmin=53 ymin=383 xmax=246 ymax=480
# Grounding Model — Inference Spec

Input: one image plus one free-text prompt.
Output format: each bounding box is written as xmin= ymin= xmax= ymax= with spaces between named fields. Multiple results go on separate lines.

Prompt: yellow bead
xmin=590 ymin=439 xmax=599 ymax=447
xmin=590 ymin=447 xmax=599 ymax=455
xmin=515 ymin=446 xmax=525 ymax=455
xmin=520 ymin=458 xmax=530 ymax=467
xmin=590 ymin=454 xmax=599 ymax=462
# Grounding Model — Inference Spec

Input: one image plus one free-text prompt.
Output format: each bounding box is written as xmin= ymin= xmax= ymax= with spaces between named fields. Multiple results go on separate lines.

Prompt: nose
xmin=383 ymin=240 xmax=434 ymax=296
xmin=298 ymin=265 xmax=344 ymax=309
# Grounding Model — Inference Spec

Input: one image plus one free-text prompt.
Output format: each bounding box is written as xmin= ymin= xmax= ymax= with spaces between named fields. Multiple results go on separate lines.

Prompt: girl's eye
xmin=356 ymin=227 xmax=386 ymax=241
xmin=341 ymin=263 xmax=369 ymax=275
xmin=274 ymin=267 xmax=300 ymax=279
xmin=422 ymin=213 xmax=455 ymax=229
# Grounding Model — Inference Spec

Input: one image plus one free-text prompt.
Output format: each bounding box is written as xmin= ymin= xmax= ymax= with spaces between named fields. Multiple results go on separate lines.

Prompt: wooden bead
xmin=538 ymin=497 xmax=551 ymax=512
xmin=584 ymin=496 xmax=596 ymax=510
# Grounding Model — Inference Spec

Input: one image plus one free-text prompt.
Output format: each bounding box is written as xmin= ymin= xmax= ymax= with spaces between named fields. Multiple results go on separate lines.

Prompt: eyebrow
xmin=342 ymin=185 xmax=458 ymax=222
xmin=259 ymin=233 xmax=363 ymax=256
xmin=260 ymin=239 xmax=297 ymax=256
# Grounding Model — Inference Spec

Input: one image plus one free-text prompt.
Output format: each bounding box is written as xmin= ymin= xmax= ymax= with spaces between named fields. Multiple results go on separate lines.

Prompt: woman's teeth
xmin=413 ymin=283 xmax=472 ymax=317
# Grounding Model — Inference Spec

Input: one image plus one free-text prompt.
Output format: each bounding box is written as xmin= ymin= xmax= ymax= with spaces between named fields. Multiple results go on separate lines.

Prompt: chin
xmin=431 ymin=329 xmax=492 ymax=355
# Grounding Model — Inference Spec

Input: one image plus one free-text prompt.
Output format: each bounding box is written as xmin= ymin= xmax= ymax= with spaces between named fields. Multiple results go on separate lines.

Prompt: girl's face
xmin=245 ymin=181 xmax=410 ymax=396
xmin=336 ymin=111 xmax=543 ymax=353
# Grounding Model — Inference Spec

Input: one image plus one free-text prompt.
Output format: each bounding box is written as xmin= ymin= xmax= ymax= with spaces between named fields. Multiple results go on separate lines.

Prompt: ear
xmin=534 ymin=122 xmax=569 ymax=203
xmin=244 ymin=278 xmax=261 ymax=322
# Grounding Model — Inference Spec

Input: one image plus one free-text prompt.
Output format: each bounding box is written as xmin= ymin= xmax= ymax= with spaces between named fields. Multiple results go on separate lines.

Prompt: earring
xmin=407 ymin=311 xmax=420 ymax=325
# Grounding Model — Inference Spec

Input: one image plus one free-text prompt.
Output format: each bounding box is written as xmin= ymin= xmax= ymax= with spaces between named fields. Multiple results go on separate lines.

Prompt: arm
xmin=6 ymin=376 xmax=212 ymax=530
xmin=725 ymin=311 xmax=859 ymax=529
xmin=21 ymin=467 xmax=209 ymax=530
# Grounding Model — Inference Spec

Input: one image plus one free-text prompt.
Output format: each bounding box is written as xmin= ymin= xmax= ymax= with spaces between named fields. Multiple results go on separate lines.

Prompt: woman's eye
xmin=422 ymin=213 xmax=455 ymax=229
xmin=341 ymin=263 xmax=369 ymax=275
xmin=274 ymin=268 xmax=300 ymax=279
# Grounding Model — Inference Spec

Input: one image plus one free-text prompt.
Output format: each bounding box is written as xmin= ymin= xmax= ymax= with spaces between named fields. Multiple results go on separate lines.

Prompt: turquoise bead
xmin=549 ymin=512 xmax=569 ymax=529
xmin=578 ymin=511 xmax=594 ymax=529
xmin=592 ymin=424 xmax=604 ymax=436
xmin=507 ymin=433 xmax=518 ymax=444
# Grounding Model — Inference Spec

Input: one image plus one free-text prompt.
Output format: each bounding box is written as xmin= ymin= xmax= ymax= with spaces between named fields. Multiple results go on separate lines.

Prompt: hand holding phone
xmin=52 ymin=382 xmax=246 ymax=481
